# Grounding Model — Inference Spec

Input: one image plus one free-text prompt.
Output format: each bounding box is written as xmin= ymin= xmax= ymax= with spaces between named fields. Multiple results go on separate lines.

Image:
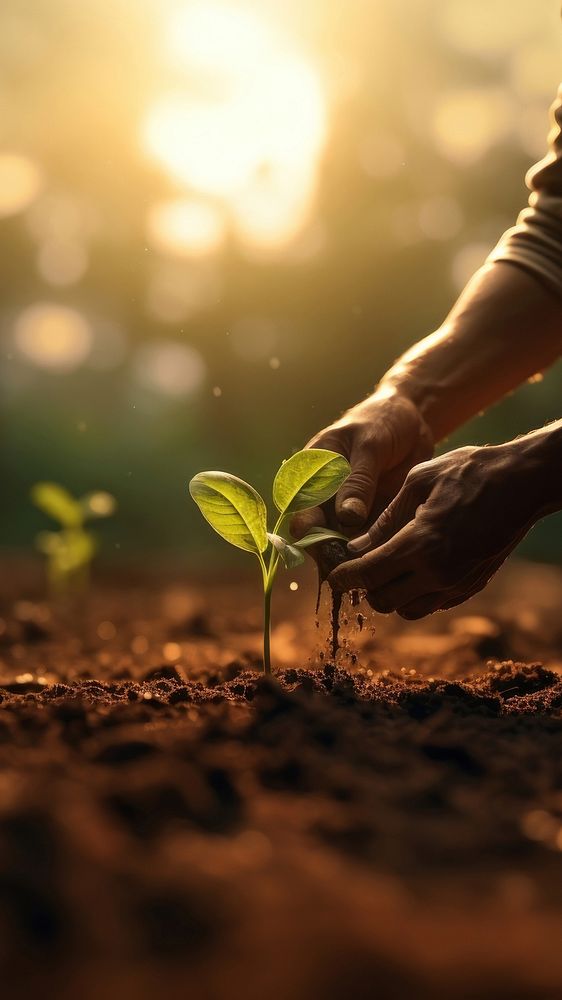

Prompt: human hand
xmin=329 ymin=442 xmax=543 ymax=618
xmin=290 ymin=388 xmax=434 ymax=540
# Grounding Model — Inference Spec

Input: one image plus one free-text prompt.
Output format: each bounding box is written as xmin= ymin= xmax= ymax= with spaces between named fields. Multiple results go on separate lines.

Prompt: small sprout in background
xmin=31 ymin=482 xmax=116 ymax=595
xmin=189 ymin=449 xmax=350 ymax=674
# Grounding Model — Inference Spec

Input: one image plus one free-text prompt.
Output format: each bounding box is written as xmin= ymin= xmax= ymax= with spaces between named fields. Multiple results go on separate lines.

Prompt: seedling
xmin=31 ymin=482 xmax=116 ymax=595
xmin=189 ymin=449 xmax=351 ymax=674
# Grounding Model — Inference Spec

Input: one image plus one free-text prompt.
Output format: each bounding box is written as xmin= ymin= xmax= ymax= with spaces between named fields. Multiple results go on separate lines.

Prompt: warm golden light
xmin=147 ymin=199 xmax=225 ymax=258
xmin=432 ymin=88 xmax=511 ymax=164
xmin=86 ymin=492 xmax=116 ymax=517
xmin=142 ymin=2 xmax=327 ymax=252
xmin=165 ymin=2 xmax=271 ymax=82
xmin=14 ymin=303 xmax=93 ymax=373
xmin=0 ymin=153 xmax=42 ymax=219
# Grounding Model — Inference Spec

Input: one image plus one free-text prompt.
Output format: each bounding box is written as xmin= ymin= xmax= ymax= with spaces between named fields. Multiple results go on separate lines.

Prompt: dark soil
xmin=1 ymin=558 xmax=562 ymax=1000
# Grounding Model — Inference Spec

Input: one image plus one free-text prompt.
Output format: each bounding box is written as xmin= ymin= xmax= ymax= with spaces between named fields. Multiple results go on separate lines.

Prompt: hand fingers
xmin=397 ymin=578 xmax=485 ymax=619
xmin=290 ymin=505 xmax=326 ymax=541
xmin=348 ymin=470 xmax=430 ymax=555
xmin=375 ymin=546 xmax=491 ymax=620
xmin=397 ymin=559 xmax=499 ymax=619
xmin=335 ymin=444 xmax=379 ymax=528
xmin=329 ymin=522 xmax=420 ymax=593
xmin=365 ymin=573 xmax=414 ymax=613
xmin=397 ymin=531 xmax=522 ymax=618
xmin=395 ymin=593 xmax=443 ymax=620
xmin=367 ymin=457 xmax=414 ymax=522
xmin=437 ymin=563 xmax=499 ymax=611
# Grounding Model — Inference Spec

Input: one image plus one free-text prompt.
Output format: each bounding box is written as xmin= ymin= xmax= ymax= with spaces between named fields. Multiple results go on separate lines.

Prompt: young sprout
xmin=31 ymin=482 xmax=116 ymax=595
xmin=189 ymin=449 xmax=351 ymax=674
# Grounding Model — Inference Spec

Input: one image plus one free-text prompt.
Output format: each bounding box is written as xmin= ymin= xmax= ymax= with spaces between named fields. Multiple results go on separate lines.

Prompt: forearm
xmin=379 ymin=261 xmax=562 ymax=441
xmin=505 ymin=419 xmax=562 ymax=518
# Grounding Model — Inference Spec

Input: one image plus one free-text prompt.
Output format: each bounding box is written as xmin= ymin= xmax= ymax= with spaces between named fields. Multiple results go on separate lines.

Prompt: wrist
xmin=377 ymin=329 xmax=450 ymax=437
xmin=498 ymin=424 xmax=562 ymax=519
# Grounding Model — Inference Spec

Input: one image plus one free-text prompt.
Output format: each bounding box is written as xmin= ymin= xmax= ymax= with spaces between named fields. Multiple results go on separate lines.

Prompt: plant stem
xmin=263 ymin=581 xmax=273 ymax=675
xmin=258 ymin=551 xmax=275 ymax=675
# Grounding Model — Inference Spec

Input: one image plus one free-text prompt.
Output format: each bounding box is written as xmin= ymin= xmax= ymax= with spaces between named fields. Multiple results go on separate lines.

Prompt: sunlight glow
xmin=166 ymin=3 xmax=271 ymax=82
xmin=142 ymin=2 xmax=327 ymax=252
xmin=147 ymin=199 xmax=225 ymax=258
xmin=14 ymin=304 xmax=93 ymax=372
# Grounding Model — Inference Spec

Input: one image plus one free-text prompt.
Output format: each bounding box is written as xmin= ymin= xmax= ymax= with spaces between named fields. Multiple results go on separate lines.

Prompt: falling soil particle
xmin=314 ymin=538 xmax=350 ymax=659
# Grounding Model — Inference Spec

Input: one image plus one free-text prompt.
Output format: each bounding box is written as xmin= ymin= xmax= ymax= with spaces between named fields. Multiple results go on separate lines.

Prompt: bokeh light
xmin=13 ymin=304 xmax=93 ymax=373
xmin=432 ymin=88 xmax=512 ymax=165
xmin=84 ymin=491 xmax=116 ymax=517
xmin=132 ymin=341 xmax=206 ymax=397
xmin=0 ymin=153 xmax=42 ymax=218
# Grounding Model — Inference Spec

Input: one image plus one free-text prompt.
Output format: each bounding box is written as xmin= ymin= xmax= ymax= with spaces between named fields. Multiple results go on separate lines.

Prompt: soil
xmin=1 ymin=556 xmax=562 ymax=1000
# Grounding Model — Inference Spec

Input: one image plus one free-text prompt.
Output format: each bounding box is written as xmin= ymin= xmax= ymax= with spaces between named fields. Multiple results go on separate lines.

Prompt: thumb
xmin=290 ymin=505 xmax=326 ymax=541
xmin=335 ymin=446 xmax=379 ymax=527
xmin=347 ymin=473 xmax=426 ymax=555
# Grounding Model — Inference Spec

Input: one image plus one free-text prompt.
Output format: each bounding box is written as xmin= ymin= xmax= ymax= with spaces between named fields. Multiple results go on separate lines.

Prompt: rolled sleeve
xmin=487 ymin=85 xmax=562 ymax=297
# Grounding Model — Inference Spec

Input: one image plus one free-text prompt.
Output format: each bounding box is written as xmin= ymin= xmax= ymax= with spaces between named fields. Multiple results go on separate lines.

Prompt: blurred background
xmin=1 ymin=0 xmax=561 ymax=569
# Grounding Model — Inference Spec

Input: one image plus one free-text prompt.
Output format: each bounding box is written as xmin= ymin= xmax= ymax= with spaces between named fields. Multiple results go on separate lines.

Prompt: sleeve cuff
xmin=486 ymin=205 xmax=562 ymax=299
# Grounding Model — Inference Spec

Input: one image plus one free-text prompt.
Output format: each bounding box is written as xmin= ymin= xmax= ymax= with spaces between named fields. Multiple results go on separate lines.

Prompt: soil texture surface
xmin=1 ymin=557 xmax=562 ymax=1000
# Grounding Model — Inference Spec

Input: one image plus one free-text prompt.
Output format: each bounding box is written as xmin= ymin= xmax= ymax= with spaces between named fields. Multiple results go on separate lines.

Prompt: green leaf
xmin=31 ymin=482 xmax=83 ymax=528
xmin=57 ymin=530 xmax=96 ymax=572
xmin=267 ymin=533 xmax=305 ymax=569
xmin=294 ymin=527 xmax=350 ymax=549
xmin=190 ymin=472 xmax=268 ymax=554
xmin=273 ymin=449 xmax=351 ymax=515
xmin=81 ymin=491 xmax=117 ymax=520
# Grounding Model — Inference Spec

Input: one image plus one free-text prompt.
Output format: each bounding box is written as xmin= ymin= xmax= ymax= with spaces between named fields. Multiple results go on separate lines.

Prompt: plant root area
xmin=1 ymin=558 xmax=562 ymax=1000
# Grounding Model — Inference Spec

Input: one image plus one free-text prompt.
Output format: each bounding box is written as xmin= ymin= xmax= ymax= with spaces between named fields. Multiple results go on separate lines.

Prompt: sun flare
xmin=142 ymin=2 xmax=327 ymax=252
